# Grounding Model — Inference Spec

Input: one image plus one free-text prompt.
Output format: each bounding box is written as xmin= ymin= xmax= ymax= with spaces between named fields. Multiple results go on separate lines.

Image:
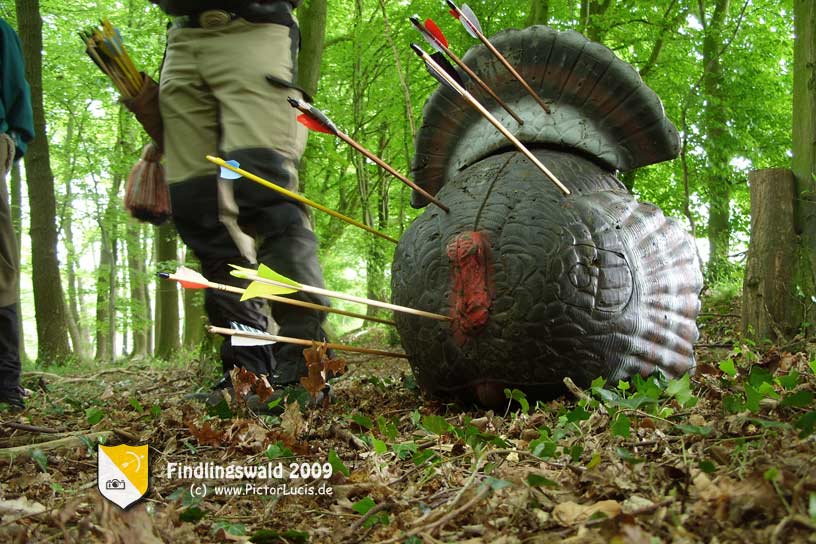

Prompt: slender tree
xmin=700 ymin=0 xmax=732 ymax=280
xmin=792 ymin=0 xmax=816 ymax=328
xmin=15 ymin=0 xmax=71 ymax=363
xmin=154 ymin=223 xmax=179 ymax=359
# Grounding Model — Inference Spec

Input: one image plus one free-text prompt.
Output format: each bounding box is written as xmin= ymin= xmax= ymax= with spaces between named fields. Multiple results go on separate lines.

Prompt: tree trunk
xmin=701 ymin=0 xmax=732 ymax=281
xmin=15 ymin=0 xmax=71 ymax=364
xmin=296 ymin=0 xmax=327 ymax=100
xmin=9 ymin=162 xmax=26 ymax=361
xmin=182 ymin=249 xmax=205 ymax=349
xmin=154 ymin=222 xmax=179 ymax=359
xmin=792 ymin=0 xmax=816 ymax=333
xmin=741 ymin=169 xmax=799 ymax=341
xmin=126 ymin=221 xmax=149 ymax=359
xmin=94 ymin=174 xmax=122 ymax=362
xmin=527 ymin=0 xmax=550 ymax=26
xmin=295 ymin=0 xmax=327 ymax=195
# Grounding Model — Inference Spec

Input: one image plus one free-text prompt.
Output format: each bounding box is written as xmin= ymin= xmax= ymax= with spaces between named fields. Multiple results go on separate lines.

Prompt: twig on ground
xmin=22 ymin=368 xmax=145 ymax=384
xmin=0 ymin=431 xmax=113 ymax=461
xmin=1 ymin=422 xmax=62 ymax=434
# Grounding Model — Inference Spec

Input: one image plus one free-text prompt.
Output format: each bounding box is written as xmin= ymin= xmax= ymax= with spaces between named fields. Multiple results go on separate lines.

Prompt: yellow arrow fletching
xmin=240 ymin=280 xmax=299 ymax=301
xmin=257 ymin=263 xmax=302 ymax=288
xmin=228 ymin=263 xmax=257 ymax=279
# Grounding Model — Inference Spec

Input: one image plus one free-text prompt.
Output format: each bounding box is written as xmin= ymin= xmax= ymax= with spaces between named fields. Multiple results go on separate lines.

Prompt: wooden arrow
xmin=208 ymin=325 xmax=410 ymax=359
xmin=159 ymin=267 xmax=397 ymax=327
xmin=206 ymin=155 xmax=399 ymax=244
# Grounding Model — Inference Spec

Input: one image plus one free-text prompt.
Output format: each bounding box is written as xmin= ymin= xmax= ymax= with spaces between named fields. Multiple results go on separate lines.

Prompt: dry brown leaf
xmin=187 ymin=421 xmax=225 ymax=447
xmin=231 ymin=367 xmax=258 ymax=399
xmin=0 ymin=496 xmax=46 ymax=521
xmin=255 ymin=375 xmax=274 ymax=403
xmin=552 ymin=499 xmax=622 ymax=526
xmin=281 ymin=400 xmax=305 ymax=442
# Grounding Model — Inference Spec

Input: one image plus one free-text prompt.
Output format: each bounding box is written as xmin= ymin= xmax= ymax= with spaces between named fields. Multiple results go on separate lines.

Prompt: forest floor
xmin=1 ymin=295 xmax=815 ymax=543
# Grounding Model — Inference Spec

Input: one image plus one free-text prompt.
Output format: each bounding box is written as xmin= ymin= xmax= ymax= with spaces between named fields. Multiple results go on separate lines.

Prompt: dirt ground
xmin=1 ymin=302 xmax=815 ymax=543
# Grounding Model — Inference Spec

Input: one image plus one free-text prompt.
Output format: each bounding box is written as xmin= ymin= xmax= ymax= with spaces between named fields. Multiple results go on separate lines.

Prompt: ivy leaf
xmin=85 ymin=407 xmax=105 ymax=426
xmin=250 ymin=529 xmax=309 ymax=544
xmin=780 ymin=391 xmax=814 ymax=408
xmin=420 ymin=414 xmax=451 ymax=435
xmin=179 ymin=506 xmax=206 ymax=523
xmin=526 ymin=473 xmax=559 ymax=488
xmin=328 ymin=449 xmax=350 ymax=476
xmin=675 ymin=423 xmax=713 ymax=436
xmin=719 ymin=359 xmax=737 ymax=377
xmin=611 ymin=413 xmax=631 ymax=438
xmin=666 ymin=374 xmax=697 ymax=408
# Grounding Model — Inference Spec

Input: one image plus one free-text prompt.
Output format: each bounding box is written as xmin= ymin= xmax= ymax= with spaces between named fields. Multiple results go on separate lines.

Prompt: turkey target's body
xmin=393 ymin=150 xmax=701 ymax=404
xmin=392 ymin=25 xmax=703 ymax=406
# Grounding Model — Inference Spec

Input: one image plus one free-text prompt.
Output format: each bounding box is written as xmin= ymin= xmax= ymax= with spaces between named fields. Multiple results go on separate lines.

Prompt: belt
xmin=174 ymin=2 xmax=294 ymax=29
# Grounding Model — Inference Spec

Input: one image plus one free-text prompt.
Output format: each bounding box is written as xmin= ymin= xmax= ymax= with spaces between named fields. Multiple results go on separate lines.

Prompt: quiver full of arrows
xmin=391 ymin=26 xmax=703 ymax=406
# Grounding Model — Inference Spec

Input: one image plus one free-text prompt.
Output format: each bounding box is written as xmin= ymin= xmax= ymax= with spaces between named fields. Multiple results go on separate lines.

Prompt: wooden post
xmin=741 ymin=168 xmax=800 ymax=341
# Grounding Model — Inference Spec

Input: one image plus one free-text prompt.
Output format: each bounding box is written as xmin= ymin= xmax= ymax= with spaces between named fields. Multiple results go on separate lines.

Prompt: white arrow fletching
xmin=175 ymin=266 xmax=207 ymax=283
xmin=460 ymin=4 xmax=482 ymax=38
xmin=229 ymin=321 xmax=276 ymax=346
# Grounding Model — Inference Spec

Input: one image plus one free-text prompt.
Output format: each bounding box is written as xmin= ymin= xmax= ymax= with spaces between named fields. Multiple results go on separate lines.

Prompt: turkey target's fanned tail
xmin=411 ymin=26 xmax=680 ymax=207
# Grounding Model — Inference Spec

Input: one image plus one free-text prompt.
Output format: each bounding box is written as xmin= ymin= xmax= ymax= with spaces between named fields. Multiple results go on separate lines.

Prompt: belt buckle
xmin=198 ymin=9 xmax=232 ymax=29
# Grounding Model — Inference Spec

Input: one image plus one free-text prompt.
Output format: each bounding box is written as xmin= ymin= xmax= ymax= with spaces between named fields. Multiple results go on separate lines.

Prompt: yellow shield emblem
xmin=97 ymin=444 xmax=149 ymax=509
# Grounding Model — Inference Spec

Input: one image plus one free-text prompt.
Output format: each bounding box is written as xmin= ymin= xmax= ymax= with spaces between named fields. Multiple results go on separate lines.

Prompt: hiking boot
xmin=184 ymin=373 xmax=234 ymax=402
xmin=245 ymin=383 xmax=332 ymax=415
xmin=0 ymin=386 xmax=25 ymax=412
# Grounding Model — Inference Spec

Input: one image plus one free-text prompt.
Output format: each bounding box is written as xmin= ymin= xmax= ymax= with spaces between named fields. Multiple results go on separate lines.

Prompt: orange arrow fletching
xmin=296 ymin=113 xmax=334 ymax=134
xmin=425 ymin=18 xmax=448 ymax=48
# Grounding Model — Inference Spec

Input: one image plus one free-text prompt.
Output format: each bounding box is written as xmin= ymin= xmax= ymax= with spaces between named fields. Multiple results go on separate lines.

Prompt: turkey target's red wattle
xmin=391 ymin=26 xmax=703 ymax=406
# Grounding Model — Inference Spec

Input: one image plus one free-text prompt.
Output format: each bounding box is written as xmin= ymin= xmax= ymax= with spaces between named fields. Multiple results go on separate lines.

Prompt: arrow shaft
xmin=208 ymin=326 xmax=410 ymax=359
xmin=244 ymin=272 xmax=451 ymax=322
xmin=437 ymin=43 xmax=524 ymax=126
xmin=206 ymin=156 xmax=398 ymax=244
xmin=164 ymin=272 xmax=397 ymax=327
xmin=421 ymin=52 xmax=570 ymax=196
xmin=472 ymin=30 xmax=551 ymax=114
xmin=336 ymin=131 xmax=450 ymax=213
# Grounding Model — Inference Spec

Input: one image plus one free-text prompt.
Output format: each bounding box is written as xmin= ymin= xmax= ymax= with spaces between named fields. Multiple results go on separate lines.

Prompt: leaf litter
xmin=0 ymin=315 xmax=814 ymax=543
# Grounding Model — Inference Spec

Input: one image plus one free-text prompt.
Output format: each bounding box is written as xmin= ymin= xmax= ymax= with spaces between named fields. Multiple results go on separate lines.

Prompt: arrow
xmin=159 ymin=266 xmax=397 ymax=327
xmin=411 ymin=44 xmax=571 ymax=196
xmin=229 ymin=321 xmax=275 ymax=346
xmin=287 ymin=98 xmax=450 ymax=213
xmin=446 ymin=1 xmax=551 ymax=114
xmin=230 ymin=263 xmax=452 ymax=322
xmin=410 ymin=15 xmax=524 ymax=125
xmin=206 ymin=155 xmax=399 ymax=244
xmin=208 ymin=325 xmax=410 ymax=359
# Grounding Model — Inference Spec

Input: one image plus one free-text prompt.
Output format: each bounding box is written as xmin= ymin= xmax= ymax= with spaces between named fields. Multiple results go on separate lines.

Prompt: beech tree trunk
xmin=182 ymin=249 xmax=205 ymax=349
xmin=15 ymin=0 xmax=72 ymax=364
xmin=741 ymin=169 xmax=799 ymax=341
xmin=9 ymin=163 xmax=25 ymax=361
xmin=126 ymin=221 xmax=149 ymax=359
xmin=527 ymin=0 xmax=550 ymax=26
xmin=701 ymin=0 xmax=732 ymax=280
xmin=154 ymin=223 xmax=179 ymax=359
xmin=793 ymin=0 xmax=816 ymax=333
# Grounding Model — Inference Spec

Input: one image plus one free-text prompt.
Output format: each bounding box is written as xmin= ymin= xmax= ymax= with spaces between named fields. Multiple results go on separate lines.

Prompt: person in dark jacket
xmin=147 ymin=0 xmax=329 ymax=407
xmin=0 ymin=18 xmax=34 ymax=412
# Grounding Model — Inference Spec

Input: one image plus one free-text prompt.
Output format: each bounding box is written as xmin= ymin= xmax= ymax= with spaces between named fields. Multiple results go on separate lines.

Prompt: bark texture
xmin=741 ymin=169 xmax=799 ymax=341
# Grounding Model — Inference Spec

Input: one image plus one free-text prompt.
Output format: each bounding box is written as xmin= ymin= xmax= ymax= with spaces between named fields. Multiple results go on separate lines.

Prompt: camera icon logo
xmin=105 ymin=479 xmax=126 ymax=490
